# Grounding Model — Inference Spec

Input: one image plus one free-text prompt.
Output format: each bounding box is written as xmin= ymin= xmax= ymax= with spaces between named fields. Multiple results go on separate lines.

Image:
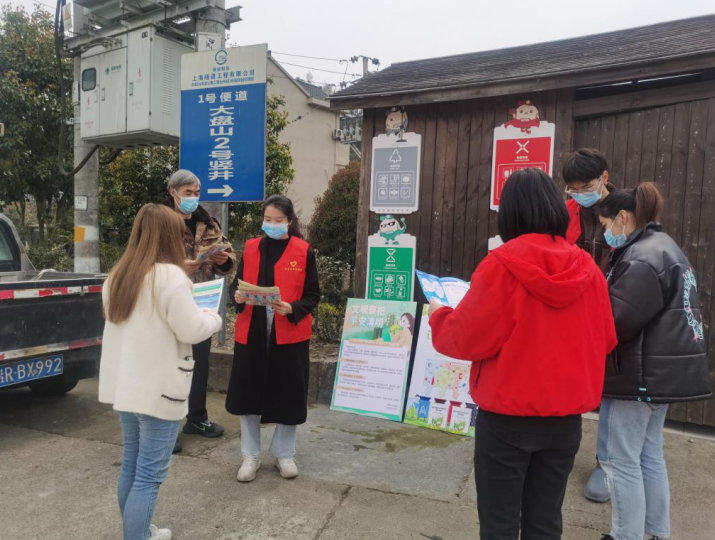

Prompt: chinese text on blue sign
xmin=180 ymin=45 xmax=267 ymax=202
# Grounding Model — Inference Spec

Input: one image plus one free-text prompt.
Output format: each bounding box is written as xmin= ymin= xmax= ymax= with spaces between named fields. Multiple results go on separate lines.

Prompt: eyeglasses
xmin=565 ymin=177 xmax=603 ymax=196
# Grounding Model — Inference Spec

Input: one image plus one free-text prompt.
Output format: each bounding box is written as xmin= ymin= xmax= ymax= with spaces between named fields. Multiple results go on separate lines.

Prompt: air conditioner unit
xmin=333 ymin=129 xmax=344 ymax=141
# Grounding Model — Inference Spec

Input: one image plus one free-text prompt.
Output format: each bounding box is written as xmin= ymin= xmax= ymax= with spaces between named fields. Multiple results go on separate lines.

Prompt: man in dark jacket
xmin=595 ymin=185 xmax=712 ymax=540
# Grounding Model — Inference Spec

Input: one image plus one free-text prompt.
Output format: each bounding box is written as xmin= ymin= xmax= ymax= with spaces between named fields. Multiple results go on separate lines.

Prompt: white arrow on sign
xmin=207 ymin=185 xmax=234 ymax=198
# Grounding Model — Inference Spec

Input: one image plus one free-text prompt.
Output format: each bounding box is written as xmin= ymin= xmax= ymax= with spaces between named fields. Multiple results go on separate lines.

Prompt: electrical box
xmin=80 ymin=26 xmax=192 ymax=147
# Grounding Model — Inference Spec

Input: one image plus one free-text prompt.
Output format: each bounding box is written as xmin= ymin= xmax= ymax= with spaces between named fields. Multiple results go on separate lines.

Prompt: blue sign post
xmin=180 ymin=44 xmax=267 ymax=202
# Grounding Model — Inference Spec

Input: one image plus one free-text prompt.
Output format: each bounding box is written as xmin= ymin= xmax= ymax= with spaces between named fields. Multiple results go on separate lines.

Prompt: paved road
xmin=1 ymin=379 xmax=714 ymax=539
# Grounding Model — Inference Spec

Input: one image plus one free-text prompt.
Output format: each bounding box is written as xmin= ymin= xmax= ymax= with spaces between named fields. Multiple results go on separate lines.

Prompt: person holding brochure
xmin=226 ymin=195 xmax=321 ymax=482
xmin=428 ymin=168 xmax=616 ymax=540
xmin=164 ymin=170 xmax=236 ymax=452
xmin=98 ymin=204 xmax=223 ymax=540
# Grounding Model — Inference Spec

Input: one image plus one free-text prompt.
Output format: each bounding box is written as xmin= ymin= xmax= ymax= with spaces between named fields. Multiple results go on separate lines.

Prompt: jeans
xmin=474 ymin=410 xmax=582 ymax=540
xmin=240 ymin=414 xmax=297 ymax=459
xmin=118 ymin=412 xmax=181 ymax=540
xmin=598 ymin=399 xmax=670 ymax=540
xmin=187 ymin=337 xmax=212 ymax=424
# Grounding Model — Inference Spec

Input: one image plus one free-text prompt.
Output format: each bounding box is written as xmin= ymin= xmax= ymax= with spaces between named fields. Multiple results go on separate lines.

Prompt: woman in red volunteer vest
xmin=225 ymin=195 xmax=320 ymax=482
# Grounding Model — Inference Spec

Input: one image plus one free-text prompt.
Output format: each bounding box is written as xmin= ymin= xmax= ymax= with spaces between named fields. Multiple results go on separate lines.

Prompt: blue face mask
xmin=262 ymin=222 xmax=289 ymax=240
xmin=604 ymin=217 xmax=627 ymax=248
xmin=568 ymin=179 xmax=603 ymax=208
xmin=174 ymin=192 xmax=199 ymax=215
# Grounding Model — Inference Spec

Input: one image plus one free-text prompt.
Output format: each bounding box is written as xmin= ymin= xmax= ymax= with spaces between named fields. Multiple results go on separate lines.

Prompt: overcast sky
xmin=5 ymin=0 xmax=714 ymax=87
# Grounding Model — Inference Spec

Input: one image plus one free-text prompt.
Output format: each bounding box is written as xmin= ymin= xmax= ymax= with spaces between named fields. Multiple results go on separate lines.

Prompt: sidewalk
xmin=0 ymin=379 xmax=713 ymax=539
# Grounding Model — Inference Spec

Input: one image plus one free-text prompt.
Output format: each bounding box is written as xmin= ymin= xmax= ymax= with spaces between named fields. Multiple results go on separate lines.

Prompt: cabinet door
xmin=127 ymin=29 xmax=152 ymax=133
xmin=99 ymin=48 xmax=127 ymax=136
xmin=80 ymin=56 xmax=100 ymax=139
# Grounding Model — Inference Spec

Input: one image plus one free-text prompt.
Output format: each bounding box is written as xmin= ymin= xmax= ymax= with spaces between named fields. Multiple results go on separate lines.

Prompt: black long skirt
xmin=225 ymin=307 xmax=310 ymax=425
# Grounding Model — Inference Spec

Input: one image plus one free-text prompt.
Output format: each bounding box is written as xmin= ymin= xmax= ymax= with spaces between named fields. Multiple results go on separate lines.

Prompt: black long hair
xmin=596 ymin=182 xmax=663 ymax=229
xmin=263 ymin=195 xmax=302 ymax=238
xmin=497 ymin=168 xmax=569 ymax=242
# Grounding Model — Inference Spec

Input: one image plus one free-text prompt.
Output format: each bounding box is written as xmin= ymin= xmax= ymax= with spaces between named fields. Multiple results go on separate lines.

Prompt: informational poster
xmin=370 ymin=132 xmax=422 ymax=214
xmin=491 ymin=100 xmax=555 ymax=211
xmin=193 ymin=278 xmax=224 ymax=313
xmin=366 ymin=217 xmax=416 ymax=302
xmin=331 ymin=299 xmax=418 ymax=422
xmin=404 ymin=306 xmax=478 ymax=437
xmin=180 ymin=44 xmax=267 ymax=202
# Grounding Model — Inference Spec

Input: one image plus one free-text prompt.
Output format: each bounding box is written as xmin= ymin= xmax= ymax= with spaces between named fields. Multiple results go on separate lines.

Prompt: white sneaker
xmin=149 ymin=524 xmax=172 ymax=540
xmin=275 ymin=457 xmax=299 ymax=479
xmin=237 ymin=456 xmax=261 ymax=482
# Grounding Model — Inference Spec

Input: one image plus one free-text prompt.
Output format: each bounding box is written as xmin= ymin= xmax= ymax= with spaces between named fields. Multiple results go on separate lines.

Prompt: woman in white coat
xmin=99 ymin=204 xmax=222 ymax=540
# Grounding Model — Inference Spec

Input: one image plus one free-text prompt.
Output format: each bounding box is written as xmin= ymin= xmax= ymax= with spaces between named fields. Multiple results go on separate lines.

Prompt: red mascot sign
xmin=491 ymin=100 xmax=555 ymax=210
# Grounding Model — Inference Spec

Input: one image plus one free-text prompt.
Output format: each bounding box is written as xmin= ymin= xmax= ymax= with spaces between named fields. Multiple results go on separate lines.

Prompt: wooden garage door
xmin=573 ymin=98 xmax=715 ymax=426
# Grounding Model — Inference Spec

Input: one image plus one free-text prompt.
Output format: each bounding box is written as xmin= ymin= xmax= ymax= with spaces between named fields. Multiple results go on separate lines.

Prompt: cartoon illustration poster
xmin=491 ymin=100 xmax=555 ymax=211
xmin=404 ymin=306 xmax=478 ymax=437
xmin=370 ymin=109 xmax=421 ymax=215
xmin=331 ymin=298 xmax=418 ymax=422
xmin=366 ymin=216 xmax=416 ymax=302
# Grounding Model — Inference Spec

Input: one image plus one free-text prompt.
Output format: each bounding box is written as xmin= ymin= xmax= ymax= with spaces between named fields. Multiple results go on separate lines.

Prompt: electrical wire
xmin=272 ymin=51 xmax=347 ymax=63
xmin=278 ymin=61 xmax=361 ymax=77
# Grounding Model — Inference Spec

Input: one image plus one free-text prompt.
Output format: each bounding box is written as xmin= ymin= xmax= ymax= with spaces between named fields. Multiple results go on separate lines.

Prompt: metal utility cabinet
xmin=80 ymin=26 xmax=192 ymax=147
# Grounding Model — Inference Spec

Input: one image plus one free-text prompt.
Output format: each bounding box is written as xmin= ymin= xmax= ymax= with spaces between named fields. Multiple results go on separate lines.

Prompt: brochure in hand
xmin=193 ymin=278 xmax=225 ymax=313
xmin=238 ymin=280 xmax=281 ymax=306
xmin=196 ymin=242 xmax=231 ymax=261
xmin=415 ymin=270 xmax=470 ymax=308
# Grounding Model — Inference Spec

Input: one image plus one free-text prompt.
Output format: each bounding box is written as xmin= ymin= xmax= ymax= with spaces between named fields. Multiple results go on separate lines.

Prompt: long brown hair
xmin=105 ymin=204 xmax=186 ymax=323
xmin=596 ymin=182 xmax=664 ymax=229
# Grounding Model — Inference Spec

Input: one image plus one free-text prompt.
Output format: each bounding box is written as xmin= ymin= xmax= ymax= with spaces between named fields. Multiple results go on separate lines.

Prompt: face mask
xmin=569 ymin=179 xmax=603 ymax=208
xmin=262 ymin=222 xmax=289 ymax=240
xmin=174 ymin=191 xmax=199 ymax=214
xmin=604 ymin=217 xmax=627 ymax=248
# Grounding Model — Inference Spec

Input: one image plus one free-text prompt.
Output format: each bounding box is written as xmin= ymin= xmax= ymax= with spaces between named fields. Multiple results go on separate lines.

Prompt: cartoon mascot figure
xmin=504 ymin=100 xmax=541 ymax=134
xmin=379 ymin=214 xmax=407 ymax=245
xmin=385 ymin=107 xmax=409 ymax=136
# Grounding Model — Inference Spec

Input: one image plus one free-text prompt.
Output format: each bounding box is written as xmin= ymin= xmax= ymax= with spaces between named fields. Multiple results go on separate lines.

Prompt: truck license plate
xmin=0 ymin=355 xmax=64 ymax=388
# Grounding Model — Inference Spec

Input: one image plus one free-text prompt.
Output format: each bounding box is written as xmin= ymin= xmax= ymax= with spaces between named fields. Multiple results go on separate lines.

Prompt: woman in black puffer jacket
xmin=593 ymin=182 xmax=712 ymax=540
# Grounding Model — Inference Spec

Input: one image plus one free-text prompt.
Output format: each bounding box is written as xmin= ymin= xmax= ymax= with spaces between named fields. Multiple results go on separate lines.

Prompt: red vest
xmin=234 ymin=236 xmax=313 ymax=345
xmin=566 ymin=199 xmax=582 ymax=245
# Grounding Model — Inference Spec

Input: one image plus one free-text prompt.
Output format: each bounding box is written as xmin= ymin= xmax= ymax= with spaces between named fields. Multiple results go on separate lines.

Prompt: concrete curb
xmin=208 ymin=349 xmax=338 ymax=406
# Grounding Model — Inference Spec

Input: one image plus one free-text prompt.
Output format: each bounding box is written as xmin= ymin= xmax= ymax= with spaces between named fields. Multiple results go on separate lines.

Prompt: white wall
xmin=267 ymin=60 xmax=350 ymax=227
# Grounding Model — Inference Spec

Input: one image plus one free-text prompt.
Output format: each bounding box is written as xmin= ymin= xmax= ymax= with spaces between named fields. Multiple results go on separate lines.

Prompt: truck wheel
xmin=29 ymin=378 xmax=79 ymax=397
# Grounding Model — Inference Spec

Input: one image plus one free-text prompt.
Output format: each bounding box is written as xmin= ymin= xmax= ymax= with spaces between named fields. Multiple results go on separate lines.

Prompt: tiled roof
xmin=297 ymin=79 xmax=330 ymax=100
xmin=332 ymin=14 xmax=715 ymax=101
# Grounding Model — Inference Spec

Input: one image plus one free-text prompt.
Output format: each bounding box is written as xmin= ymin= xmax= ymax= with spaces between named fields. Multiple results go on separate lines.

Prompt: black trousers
xmin=187 ymin=337 xmax=212 ymax=423
xmin=474 ymin=410 xmax=582 ymax=540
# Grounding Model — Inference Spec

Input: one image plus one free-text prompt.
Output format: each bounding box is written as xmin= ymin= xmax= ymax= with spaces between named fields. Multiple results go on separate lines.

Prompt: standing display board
xmin=491 ymin=100 xmax=555 ymax=210
xmin=370 ymin=132 xmax=422 ymax=215
xmin=404 ymin=308 xmax=478 ymax=437
xmin=180 ymin=44 xmax=267 ymax=202
xmin=366 ymin=221 xmax=416 ymax=302
xmin=331 ymin=299 xmax=418 ymax=422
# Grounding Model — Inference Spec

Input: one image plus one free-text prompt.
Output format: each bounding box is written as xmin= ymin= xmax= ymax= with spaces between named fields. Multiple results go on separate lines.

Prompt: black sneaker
xmin=173 ymin=440 xmax=182 ymax=454
xmin=183 ymin=420 xmax=225 ymax=438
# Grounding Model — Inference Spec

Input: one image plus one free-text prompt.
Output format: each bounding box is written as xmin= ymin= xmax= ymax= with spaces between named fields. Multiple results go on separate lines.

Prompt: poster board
xmin=370 ymin=132 xmax=422 ymax=214
xmin=366 ymin=228 xmax=416 ymax=302
xmin=404 ymin=306 xmax=478 ymax=437
xmin=490 ymin=100 xmax=555 ymax=211
xmin=331 ymin=298 xmax=418 ymax=422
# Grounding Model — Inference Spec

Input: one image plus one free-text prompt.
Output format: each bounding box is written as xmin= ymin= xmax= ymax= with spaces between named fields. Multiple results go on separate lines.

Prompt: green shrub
xmin=316 ymin=254 xmax=351 ymax=306
xmin=100 ymin=243 xmax=124 ymax=273
xmin=26 ymin=242 xmax=73 ymax=272
xmin=309 ymin=160 xmax=360 ymax=268
xmin=313 ymin=302 xmax=344 ymax=343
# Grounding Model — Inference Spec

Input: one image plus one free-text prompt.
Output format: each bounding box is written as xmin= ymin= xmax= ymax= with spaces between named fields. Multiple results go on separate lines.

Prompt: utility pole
xmin=73 ymin=56 xmax=100 ymax=274
xmin=195 ymin=0 xmax=230 ymax=344
xmin=362 ymin=56 xmax=369 ymax=76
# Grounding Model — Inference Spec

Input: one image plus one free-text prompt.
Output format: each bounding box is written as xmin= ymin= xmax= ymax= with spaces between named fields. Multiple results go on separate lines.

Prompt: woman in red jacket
xmin=429 ymin=168 xmax=617 ymax=540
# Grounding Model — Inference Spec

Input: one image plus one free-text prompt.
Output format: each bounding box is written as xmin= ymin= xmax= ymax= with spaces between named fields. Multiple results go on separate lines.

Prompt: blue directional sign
xmin=180 ymin=45 xmax=267 ymax=202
